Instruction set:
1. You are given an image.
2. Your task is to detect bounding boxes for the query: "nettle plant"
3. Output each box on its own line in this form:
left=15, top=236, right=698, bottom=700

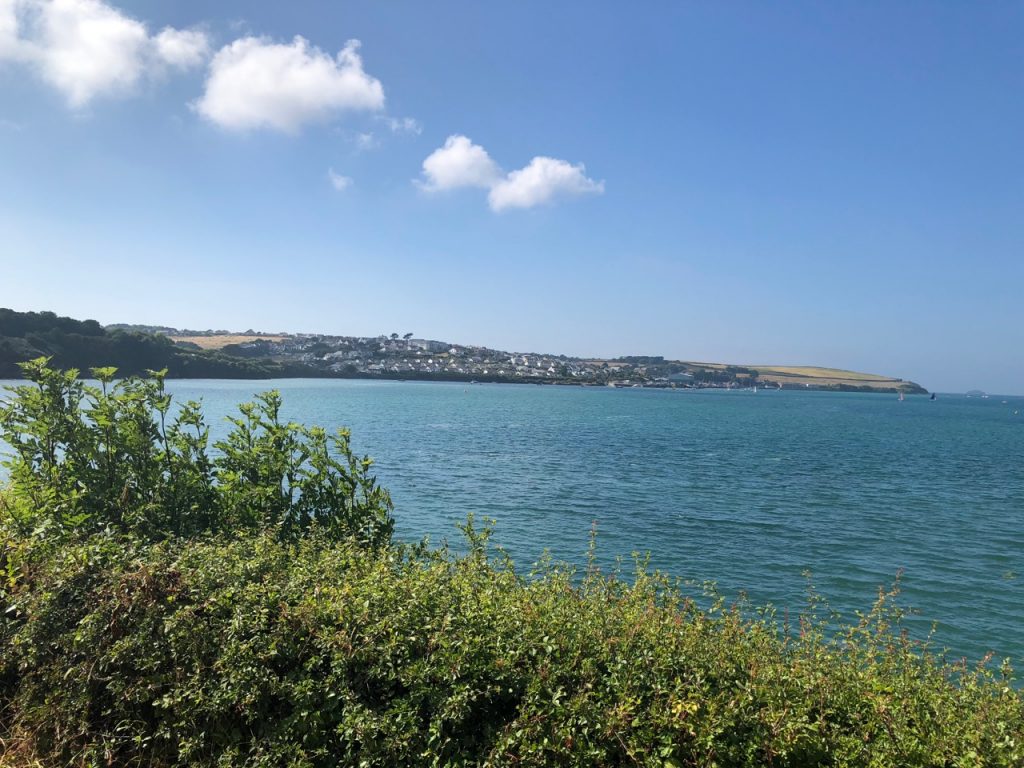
left=0, top=358, right=393, bottom=546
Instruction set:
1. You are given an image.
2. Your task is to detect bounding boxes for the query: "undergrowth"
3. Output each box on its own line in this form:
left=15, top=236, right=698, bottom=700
left=0, top=361, right=1021, bottom=767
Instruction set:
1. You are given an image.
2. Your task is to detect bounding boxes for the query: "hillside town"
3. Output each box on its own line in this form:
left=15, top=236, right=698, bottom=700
left=173, top=331, right=777, bottom=389
left=79, top=320, right=923, bottom=393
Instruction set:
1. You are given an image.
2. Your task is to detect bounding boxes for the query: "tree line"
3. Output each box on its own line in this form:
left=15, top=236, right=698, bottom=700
left=0, top=309, right=303, bottom=379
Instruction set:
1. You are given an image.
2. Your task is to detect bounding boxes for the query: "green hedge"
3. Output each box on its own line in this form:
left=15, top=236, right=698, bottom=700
left=3, top=529, right=1022, bottom=767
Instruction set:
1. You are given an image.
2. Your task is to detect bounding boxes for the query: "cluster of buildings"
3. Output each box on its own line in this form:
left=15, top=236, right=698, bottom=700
left=223, top=334, right=746, bottom=387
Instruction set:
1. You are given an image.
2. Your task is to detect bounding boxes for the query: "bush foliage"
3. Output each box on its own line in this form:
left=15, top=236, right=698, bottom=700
left=1, top=363, right=1022, bottom=767
left=0, top=358, right=393, bottom=546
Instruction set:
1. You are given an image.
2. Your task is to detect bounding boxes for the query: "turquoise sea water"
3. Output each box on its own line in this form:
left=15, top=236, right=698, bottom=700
left=4, top=379, right=1023, bottom=664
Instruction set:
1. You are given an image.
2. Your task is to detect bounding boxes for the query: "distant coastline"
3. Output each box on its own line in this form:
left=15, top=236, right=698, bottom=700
left=1, top=309, right=928, bottom=394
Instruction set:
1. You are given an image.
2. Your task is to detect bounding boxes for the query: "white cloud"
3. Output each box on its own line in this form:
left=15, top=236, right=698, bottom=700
left=153, top=26, right=208, bottom=69
left=419, top=134, right=502, bottom=191
left=0, top=0, right=209, bottom=106
left=488, top=156, right=604, bottom=212
left=32, top=0, right=149, bottom=106
left=328, top=168, right=352, bottom=191
left=419, top=134, right=603, bottom=211
left=0, top=0, right=28, bottom=61
left=195, top=36, right=384, bottom=133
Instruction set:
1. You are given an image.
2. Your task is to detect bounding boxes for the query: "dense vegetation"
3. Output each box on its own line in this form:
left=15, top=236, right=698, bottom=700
left=1, top=362, right=1020, bottom=767
left=0, top=309, right=305, bottom=379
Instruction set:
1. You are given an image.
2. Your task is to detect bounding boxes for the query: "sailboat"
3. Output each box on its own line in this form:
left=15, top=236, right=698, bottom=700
left=898, top=391, right=905, bottom=402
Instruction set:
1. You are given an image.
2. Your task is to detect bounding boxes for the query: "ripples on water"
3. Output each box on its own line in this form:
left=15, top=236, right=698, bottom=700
left=4, top=379, right=1023, bottom=664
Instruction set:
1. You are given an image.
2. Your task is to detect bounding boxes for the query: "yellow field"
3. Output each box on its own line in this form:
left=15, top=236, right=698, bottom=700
left=751, top=367, right=906, bottom=390
left=751, top=366, right=893, bottom=382
left=169, top=335, right=288, bottom=350
left=755, top=374, right=903, bottom=389
left=683, top=362, right=908, bottom=390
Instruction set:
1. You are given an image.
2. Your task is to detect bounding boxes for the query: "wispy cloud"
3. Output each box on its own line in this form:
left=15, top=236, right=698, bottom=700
left=327, top=168, right=353, bottom=191
left=153, top=27, right=209, bottom=70
left=383, top=115, right=421, bottom=135
left=354, top=131, right=378, bottom=151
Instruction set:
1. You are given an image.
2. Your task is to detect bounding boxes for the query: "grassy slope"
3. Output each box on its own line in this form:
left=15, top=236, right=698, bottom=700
left=694, top=362, right=919, bottom=391
left=169, top=334, right=289, bottom=350
left=750, top=366, right=893, bottom=381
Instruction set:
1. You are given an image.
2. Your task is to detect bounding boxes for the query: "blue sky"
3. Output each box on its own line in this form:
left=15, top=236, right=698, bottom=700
left=1, top=1, right=1021, bottom=393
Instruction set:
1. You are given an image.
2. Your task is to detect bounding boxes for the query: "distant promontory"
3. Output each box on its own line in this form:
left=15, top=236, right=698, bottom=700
left=1, top=309, right=927, bottom=394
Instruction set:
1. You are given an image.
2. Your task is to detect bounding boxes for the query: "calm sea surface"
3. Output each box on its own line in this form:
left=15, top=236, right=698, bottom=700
left=4, top=379, right=1023, bottom=664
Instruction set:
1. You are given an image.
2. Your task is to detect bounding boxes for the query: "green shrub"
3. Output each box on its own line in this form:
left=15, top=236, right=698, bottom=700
left=0, top=358, right=393, bottom=547
left=2, top=529, right=1022, bottom=767
left=1, top=363, right=1022, bottom=767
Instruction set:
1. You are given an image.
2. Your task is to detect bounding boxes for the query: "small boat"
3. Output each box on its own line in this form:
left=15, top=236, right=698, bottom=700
left=898, top=391, right=905, bottom=402
left=930, top=393, right=936, bottom=401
